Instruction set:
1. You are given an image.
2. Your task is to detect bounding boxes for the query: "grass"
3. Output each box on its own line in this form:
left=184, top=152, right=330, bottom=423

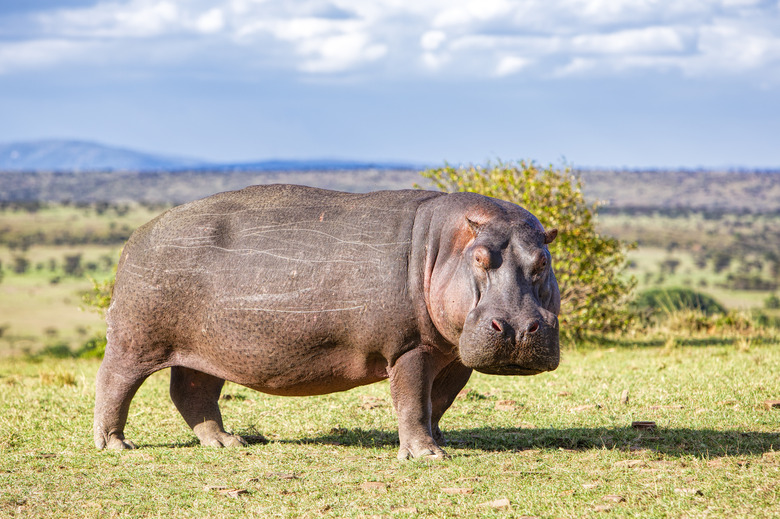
left=0, top=258, right=110, bottom=357
left=2, top=341, right=778, bottom=518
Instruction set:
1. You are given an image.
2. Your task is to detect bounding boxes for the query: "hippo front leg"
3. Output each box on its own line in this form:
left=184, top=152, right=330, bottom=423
left=430, top=362, right=472, bottom=445
left=388, top=347, right=449, bottom=460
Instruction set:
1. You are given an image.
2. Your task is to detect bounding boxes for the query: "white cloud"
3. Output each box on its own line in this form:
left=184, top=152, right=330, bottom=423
left=495, top=55, right=531, bottom=77
left=0, top=39, right=96, bottom=74
left=298, top=32, right=388, bottom=73
left=420, top=30, right=446, bottom=51
left=432, top=0, right=513, bottom=28
left=195, top=8, right=225, bottom=34
left=3, top=0, right=780, bottom=82
left=571, top=26, right=688, bottom=54
left=36, top=0, right=182, bottom=38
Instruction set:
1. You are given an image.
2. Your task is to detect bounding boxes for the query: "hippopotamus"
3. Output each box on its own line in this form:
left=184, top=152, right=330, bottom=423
left=94, top=184, right=560, bottom=459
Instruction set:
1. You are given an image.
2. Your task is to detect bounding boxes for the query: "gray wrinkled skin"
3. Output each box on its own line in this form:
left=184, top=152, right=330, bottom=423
left=94, top=184, right=560, bottom=459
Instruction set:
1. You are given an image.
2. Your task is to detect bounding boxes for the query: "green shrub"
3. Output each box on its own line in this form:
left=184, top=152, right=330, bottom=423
left=75, top=334, right=107, bottom=359
left=764, top=293, right=780, bottom=309
left=633, top=287, right=726, bottom=322
left=82, top=273, right=115, bottom=317
left=420, top=161, right=636, bottom=339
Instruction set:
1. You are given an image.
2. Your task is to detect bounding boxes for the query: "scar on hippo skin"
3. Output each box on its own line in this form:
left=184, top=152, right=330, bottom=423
left=93, top=185, right=560, bottom=459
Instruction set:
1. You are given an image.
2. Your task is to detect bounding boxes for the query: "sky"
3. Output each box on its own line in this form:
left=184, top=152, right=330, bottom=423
left=1, top=0, right=779, bottom=169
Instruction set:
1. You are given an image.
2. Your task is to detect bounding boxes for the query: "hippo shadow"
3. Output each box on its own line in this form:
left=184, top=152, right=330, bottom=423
left=288, top=426, right=780, bottom=458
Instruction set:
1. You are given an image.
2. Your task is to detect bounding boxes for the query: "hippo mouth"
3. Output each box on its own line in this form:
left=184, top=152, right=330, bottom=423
left=474, top=364, right=545, bottom=376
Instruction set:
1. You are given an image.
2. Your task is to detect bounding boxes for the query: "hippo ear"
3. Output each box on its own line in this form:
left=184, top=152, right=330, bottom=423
left=544, top=228, right=558, bottom=244
left=466, top=217, right=482, bottom=236
left=465, top=211, right=491, bottom=236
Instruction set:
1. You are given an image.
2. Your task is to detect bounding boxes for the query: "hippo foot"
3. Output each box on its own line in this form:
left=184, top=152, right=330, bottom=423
left=199, top=432, right=248, bottom=448
left=397, top=440, right=449, bottom=460
left=96, top=433, right=137, bottom=450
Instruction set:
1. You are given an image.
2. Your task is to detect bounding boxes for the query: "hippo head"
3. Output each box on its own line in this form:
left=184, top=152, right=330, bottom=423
left=425, top=193, right=560, bottom=375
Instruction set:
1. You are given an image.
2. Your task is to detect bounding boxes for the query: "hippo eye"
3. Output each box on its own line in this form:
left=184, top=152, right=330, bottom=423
left=473, top=246, right=491, bottom=270
left=532, top=252, right=548, bottom=277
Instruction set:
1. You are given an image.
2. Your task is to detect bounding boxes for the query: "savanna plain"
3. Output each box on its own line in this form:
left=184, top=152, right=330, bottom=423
left=1, top=169, right=779, bottom=518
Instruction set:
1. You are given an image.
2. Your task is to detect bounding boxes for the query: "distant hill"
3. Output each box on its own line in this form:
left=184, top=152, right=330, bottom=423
left=2, top=140, right=779, bottom=211
left=0, top=139, right=207, bottom=172
left=0, top=139, right=419, bottom=173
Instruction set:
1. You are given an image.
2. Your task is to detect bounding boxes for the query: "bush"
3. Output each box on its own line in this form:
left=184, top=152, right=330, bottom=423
left=633, top=287, right=726, bottom=322
left=420, top=161, right=636, bottom=338
left=13, top=256, right=30, bottom=274
left=765, top=293, right=780, bottom=309
left=82, top=274, right=115, bottom=317
left=719, top=274, right=777, bottom=291
left=63, top=253, right=84, bottom=277
left=75, top=334, right=107, bottom=359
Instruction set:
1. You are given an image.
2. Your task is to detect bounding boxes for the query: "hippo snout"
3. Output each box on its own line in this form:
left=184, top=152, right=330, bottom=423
left=458, top=311, right=560, bottom=376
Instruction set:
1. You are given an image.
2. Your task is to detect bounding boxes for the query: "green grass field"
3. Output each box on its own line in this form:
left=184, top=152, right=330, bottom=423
left=2, top=195, right=780, bottom=517
left=0, top=245, right=116, bottom=357
left=2, top=342, right=778, bottom=518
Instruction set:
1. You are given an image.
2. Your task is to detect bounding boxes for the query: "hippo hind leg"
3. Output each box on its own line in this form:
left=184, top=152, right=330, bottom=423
left=169, top=366, right=247, bottom=448
left=94, top=352, right=151, bottom=450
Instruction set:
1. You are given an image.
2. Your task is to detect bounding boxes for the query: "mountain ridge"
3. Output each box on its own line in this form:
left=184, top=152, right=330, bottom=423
left=0, top=139, right=421, bottom=172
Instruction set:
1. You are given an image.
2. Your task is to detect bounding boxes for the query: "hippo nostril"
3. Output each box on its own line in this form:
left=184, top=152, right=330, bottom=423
left=527, top=321, right=540, bottom=334
left=491, top=319, right=503, bottom=333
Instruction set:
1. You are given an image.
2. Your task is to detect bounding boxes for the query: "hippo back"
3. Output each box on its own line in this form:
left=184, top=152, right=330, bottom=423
left=109, top=185, right=443, bottom=387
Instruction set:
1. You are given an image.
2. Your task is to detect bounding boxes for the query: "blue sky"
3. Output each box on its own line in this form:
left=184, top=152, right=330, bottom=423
left=1, top=0, right=779, bottom=168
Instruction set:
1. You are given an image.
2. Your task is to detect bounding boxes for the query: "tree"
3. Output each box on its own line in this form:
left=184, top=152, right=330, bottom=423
left=63, top=253, right=84, bottom=277
left=13, top=256, right=30, bottom=274
left=420, top=161, right=636, bottom=339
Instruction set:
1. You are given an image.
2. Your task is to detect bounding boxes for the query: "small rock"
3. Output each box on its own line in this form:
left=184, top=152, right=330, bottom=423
left=477, top=498, right=511, bottom=510
left=204, top=486, right=248, bottom=498
left=495, top=400, right=517, bottom=411
left=441, top=487, right=473, bottom=494
left=614, top=459, right=646, bottom=468
left=558, top=391, right=572, bottom=397
left=360, top=396, right=385, bottom=410
left=360, top=482, right=387, bottom=492
left=571, top=404, right=601, bottom=412
left=620, top=389, right=630, bottom=405
left=764, top=399, right=780, bottom=409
